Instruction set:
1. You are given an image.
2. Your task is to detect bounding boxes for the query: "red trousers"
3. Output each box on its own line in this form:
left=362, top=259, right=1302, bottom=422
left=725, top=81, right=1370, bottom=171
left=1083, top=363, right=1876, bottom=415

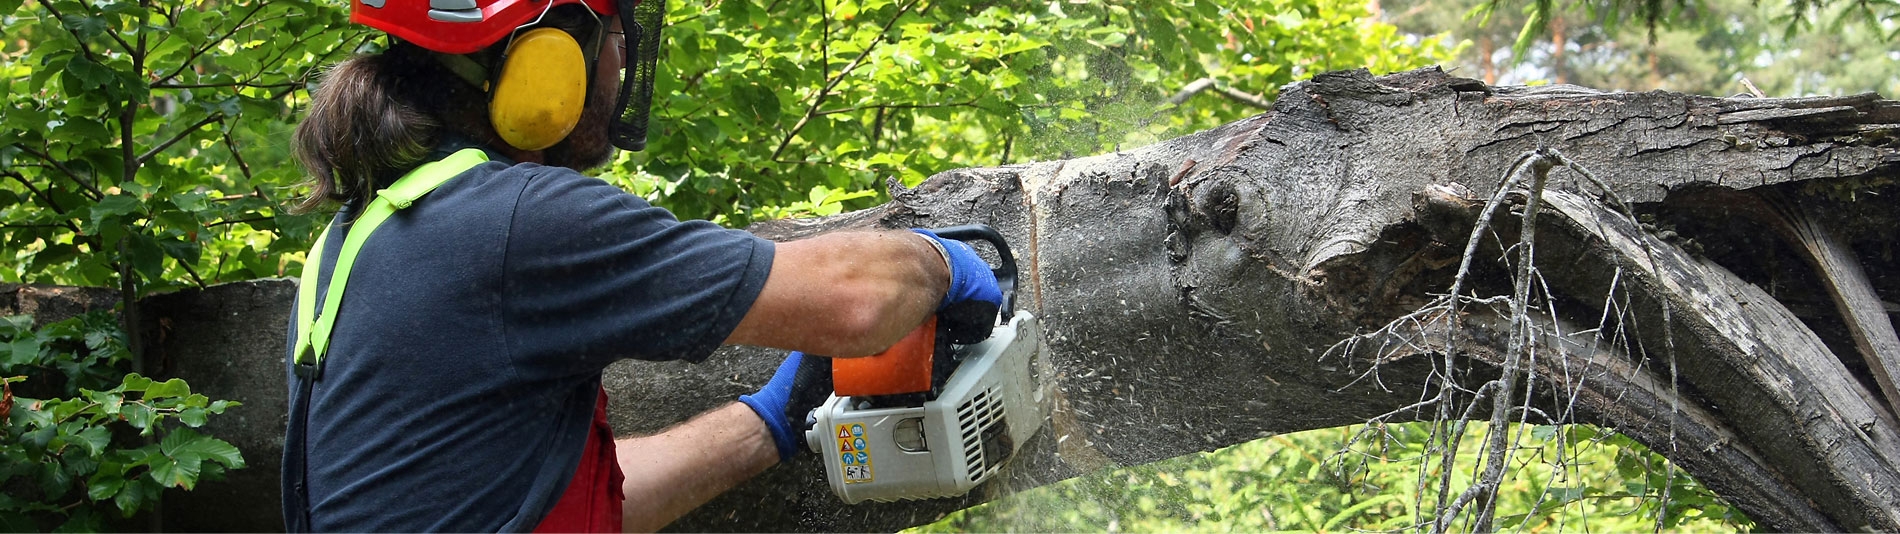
left=533, top=389, right=624, bottom=533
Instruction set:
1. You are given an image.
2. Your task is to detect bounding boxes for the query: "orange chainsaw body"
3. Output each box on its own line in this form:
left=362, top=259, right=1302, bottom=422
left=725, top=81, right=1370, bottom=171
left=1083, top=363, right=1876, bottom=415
left=832, top=317, right=937, bottom=396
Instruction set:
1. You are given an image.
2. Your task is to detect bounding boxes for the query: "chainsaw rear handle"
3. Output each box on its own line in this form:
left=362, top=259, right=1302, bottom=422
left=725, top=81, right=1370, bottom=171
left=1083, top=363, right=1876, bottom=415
left=925, top=224, right=1018, bottom=317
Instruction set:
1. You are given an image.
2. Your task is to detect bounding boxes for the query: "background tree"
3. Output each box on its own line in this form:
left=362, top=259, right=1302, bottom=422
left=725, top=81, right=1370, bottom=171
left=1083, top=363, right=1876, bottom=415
left=609, top=0, right=1457, bottom=226
left=1, top=0, right=358, bottom=323
left=1382, top=0, right=1900, bottom=96
left=2, top=0, right=346, bottom=527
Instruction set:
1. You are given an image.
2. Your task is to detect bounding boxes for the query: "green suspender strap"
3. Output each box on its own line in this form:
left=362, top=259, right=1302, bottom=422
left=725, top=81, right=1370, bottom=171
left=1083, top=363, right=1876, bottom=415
left=291, top=148, right=490, bottom=380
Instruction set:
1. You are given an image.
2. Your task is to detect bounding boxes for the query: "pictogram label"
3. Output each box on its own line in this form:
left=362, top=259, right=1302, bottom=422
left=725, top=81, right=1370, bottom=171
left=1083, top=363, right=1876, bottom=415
left=834, top=423, right=874, bottom=483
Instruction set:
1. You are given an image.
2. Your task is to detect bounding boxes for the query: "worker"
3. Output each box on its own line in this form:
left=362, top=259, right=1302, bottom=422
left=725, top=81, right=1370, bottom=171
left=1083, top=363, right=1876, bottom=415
left=279, top=0, right=1002, bottom=531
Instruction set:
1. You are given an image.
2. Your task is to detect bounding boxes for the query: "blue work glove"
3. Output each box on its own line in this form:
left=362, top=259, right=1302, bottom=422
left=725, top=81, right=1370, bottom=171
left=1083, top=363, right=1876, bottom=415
left=739, top=351, right=832, bottom=462
left=912, top=228, right=1005, bottom=344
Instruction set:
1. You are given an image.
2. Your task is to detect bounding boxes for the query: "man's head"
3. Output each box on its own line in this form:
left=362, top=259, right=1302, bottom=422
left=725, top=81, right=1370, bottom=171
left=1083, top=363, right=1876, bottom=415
left=291, top=0, right=662, bottom=211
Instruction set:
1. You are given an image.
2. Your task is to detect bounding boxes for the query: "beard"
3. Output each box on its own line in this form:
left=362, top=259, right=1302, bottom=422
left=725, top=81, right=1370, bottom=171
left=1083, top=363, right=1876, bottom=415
left=544, top=69, right=619, bottom=172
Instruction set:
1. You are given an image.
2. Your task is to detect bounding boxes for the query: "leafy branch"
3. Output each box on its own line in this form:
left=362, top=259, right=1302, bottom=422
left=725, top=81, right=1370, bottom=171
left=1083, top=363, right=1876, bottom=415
left=769, top=0, right=923, bottom=161
left=1, top=314, right=244, bottom=530
left=14, top=145, right=105, bottom=201
left=150, top=2, right=268, bottom=88
left=137, top=113, right=225, bottom=166
left=34, top=0, right=107, bottom=65
left=2, top=170, right=82, bottom=231
left=815, top=97, right=986, bottom=116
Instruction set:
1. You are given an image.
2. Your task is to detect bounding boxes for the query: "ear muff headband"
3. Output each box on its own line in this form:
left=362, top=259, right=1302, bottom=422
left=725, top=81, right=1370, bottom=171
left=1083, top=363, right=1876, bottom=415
left=490, top=27, right=588, bottom=151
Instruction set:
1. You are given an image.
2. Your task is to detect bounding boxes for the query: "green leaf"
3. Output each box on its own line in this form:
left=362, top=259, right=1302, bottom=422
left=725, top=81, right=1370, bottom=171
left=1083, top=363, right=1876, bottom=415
left=84, top=329, right=109, bottom=350
left=170, top=191, right=209, bottom=213
left=143, top=377, right=190, bottom=399
left=161, top=427, right=245, bottom=469
left=148, top=429, right=243, bottom=490
left=158, top=236, right=202, bottom=267
left=22, top=425, right=57, bottom=450
left=89, top=194, right=142, bottom=229
left=64, top=56, right=114, bottom=89
left=69, top=425, right=110, bottom=456
left=177, top=407, right=206, bottom=427
left=38, top=459, right=73, bottom=499
left=49, top=116, right=112, bottom=144
left=1530, top=425, right=1558, bottom=440
left=0, top=315, right=32, bottom=337
left=127, top=233, right=166, bottom=282
left=207, top=399, right=239, bottom=413
left=120, top=373, right=153, bottom=392
left=147, top=454, right=199, bottom=489
left=82, top=387, right=118, bottom=408
left=733, top=83, right=782, bottom=125
left=112, top=479, right=145, bottom=515
left=59, top=11, right=109, bottom=41
left=6, top=335, right=40, bottom=367
left=120, top=402, right=154, bottom=431
left=86, top=469, right=125, bottom=501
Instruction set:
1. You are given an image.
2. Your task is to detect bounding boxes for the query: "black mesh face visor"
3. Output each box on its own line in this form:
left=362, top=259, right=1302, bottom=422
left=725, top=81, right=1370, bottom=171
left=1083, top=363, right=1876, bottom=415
left=610, top=0, right=664, bottom=152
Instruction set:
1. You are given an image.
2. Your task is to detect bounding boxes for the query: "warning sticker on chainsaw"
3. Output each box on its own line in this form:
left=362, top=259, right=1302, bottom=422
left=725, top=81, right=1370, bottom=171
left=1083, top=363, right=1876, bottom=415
left=835, top=423, right=873, bottom=483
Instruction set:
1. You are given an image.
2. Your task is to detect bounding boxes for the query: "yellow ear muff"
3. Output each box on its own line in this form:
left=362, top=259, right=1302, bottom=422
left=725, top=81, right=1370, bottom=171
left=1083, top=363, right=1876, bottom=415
left=490, top=27, right=588, bottom=151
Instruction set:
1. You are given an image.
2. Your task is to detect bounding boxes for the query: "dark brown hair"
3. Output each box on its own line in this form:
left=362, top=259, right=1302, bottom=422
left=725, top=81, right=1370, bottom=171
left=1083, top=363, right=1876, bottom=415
left=290, top=43, right=488, bottom=213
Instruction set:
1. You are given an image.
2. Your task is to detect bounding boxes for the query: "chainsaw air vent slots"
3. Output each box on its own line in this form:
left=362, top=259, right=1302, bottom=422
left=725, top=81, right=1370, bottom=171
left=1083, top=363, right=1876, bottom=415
left=956, top=386, right=1005, bottom=479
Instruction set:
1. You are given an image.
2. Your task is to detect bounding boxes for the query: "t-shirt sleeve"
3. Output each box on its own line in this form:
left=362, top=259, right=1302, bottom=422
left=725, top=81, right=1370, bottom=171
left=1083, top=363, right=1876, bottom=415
left=502, top=167, right=773, bottom=373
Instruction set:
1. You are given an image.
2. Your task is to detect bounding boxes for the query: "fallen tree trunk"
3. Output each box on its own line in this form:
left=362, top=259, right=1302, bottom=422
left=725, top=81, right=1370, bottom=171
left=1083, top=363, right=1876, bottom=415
left=24, top=66, right=1893, bottom=531
left=632, top=67, right=1900, bottom=532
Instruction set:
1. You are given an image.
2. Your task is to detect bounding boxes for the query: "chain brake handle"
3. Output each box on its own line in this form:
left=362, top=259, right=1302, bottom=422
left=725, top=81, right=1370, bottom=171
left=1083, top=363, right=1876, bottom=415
left=926, top=224, right=1018, bottom=319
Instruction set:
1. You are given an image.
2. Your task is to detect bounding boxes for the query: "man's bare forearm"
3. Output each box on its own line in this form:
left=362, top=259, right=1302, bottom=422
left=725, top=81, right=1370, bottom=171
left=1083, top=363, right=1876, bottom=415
left=725, top=230, right=949, bottom=356
left=617, top=402, right=778, bottom=533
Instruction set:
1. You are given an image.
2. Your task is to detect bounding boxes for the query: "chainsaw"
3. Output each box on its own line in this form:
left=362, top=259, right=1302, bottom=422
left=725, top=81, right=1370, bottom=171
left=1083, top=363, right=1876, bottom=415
left=802, top=224, right=1047, bottom=504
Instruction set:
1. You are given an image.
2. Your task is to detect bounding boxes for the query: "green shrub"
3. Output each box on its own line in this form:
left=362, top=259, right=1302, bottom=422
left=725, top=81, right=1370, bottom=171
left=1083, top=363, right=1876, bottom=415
left=1, top=312, right=242, bottom=532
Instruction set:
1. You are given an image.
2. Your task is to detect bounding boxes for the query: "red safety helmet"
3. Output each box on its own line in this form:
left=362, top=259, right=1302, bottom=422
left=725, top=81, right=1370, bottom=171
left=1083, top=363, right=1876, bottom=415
left=349, top=0, right=664, bottom=151
left=351, top=0, right=619, bottom=55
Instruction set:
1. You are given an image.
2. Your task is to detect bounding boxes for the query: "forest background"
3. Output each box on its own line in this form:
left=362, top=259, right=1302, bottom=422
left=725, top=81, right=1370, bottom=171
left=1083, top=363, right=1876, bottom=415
left=0, top=0, right=1894, bottom=530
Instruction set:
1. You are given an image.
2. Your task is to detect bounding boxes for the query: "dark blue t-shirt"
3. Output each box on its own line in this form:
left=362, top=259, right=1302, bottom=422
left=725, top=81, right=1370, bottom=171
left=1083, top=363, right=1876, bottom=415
left=281, top=156, right=773, bottom=532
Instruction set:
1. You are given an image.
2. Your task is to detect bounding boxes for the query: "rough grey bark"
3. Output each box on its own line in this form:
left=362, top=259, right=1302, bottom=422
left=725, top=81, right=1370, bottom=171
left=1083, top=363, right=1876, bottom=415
left=11, top=66, right=1898, bottom=532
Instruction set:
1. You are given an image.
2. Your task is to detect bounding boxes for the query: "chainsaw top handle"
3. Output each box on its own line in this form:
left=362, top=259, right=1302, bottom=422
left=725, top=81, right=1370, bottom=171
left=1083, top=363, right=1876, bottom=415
left=925, top=224, right=1018, bottom=318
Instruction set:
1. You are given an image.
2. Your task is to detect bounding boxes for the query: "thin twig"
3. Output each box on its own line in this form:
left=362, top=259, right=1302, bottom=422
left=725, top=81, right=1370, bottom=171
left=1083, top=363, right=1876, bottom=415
left=166, top=246, right=209, bottom=288
left=204, top=217, right=271, bottom=228
left=152, top=2, right=269, bottom=87
left=1445, top=148, right=1556, bottom=533
left=769, top=0, right=922, bottom=161
left=153, top=81, right=305, bottom=90
left=4, top=170, right=68, bottom=216
left=35, top=1, right=104, bottom=65
left=138, top=113, right=225, bottom=165
left=1163, top=77, right=1274, bottom=109
left=1433, top=149, right=1544, bottom=527
left=221, top=123, right=255, bottom=182
left=815, top=98, right=983, bottom=116
left=145, top=3, right=181, bottom=57
left=16, top=145, right=106, bottom=200
left=818, top=0, right=830, bottom=84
